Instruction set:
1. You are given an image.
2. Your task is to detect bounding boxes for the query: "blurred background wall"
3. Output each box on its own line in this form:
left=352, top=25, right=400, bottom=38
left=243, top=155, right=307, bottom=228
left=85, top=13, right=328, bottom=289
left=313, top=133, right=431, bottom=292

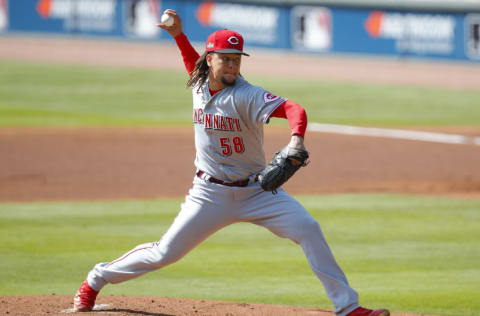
left=1, top=0, right=479, bottom=62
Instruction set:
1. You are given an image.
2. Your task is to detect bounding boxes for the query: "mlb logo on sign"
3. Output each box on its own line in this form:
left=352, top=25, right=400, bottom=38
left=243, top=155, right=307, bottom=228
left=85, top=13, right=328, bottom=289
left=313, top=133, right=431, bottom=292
left=291, top=6, right=332, bottom=52
left=124, top=0, right=160, bottom=38
left=0, top=0, right=7, bottom=32
left=466, top=14, right=480, bottom=59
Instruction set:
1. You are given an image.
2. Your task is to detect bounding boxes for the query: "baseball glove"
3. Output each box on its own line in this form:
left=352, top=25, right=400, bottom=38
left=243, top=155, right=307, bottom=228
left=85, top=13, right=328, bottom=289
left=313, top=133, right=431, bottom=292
left=258, top=146, right=309, bottom=194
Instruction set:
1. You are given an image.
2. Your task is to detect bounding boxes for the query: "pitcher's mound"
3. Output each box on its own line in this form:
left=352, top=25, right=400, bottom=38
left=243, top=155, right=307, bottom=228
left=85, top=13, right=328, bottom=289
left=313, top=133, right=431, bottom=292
left=1, top=295, right=429, bottom=316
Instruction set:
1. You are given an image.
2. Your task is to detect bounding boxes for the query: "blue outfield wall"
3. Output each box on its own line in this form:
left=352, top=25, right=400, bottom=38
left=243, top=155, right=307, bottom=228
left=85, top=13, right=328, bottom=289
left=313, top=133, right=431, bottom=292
left=1, top=0, right=479, bottom=62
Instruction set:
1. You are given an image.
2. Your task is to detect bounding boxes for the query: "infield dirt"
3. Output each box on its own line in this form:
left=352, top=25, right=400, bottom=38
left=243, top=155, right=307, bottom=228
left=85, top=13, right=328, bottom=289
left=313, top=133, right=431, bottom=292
left=1, top=126, right=480, bottom=202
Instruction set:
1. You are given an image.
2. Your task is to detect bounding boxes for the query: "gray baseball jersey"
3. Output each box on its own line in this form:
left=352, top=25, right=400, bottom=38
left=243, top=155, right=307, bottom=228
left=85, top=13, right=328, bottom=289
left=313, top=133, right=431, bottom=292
left=192, top=76, right=285, bottom=182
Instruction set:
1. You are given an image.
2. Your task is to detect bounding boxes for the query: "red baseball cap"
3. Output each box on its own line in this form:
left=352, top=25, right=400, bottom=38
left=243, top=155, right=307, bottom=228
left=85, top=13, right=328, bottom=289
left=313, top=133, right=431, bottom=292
left=205, top=29, right=249, bottom=56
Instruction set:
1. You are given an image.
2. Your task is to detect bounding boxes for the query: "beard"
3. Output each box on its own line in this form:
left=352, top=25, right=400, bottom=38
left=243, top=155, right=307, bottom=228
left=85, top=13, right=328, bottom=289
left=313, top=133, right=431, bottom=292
left=221, top=76, right=236, bottom=87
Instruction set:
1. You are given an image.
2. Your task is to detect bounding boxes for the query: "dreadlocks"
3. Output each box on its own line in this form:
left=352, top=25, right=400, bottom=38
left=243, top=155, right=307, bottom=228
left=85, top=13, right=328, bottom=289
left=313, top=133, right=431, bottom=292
left=186, top=52, right=209, bottom=90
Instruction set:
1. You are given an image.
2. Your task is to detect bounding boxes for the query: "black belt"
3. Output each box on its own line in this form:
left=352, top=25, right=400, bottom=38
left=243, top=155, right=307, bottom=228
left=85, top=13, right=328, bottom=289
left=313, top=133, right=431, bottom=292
left=196, top=171, right=257, bottom=187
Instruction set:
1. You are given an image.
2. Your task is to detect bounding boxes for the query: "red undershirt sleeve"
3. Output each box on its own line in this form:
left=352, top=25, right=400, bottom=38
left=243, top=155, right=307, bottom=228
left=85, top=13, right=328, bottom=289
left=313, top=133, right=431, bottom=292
left=174, top=32, right=200, bottom=77
left=270, top=100, right=308, bottom=138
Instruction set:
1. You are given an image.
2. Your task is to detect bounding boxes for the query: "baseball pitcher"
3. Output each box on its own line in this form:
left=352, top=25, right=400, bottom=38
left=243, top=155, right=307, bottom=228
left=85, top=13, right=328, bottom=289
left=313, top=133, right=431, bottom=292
left=73, top=9, right=389, bottom=316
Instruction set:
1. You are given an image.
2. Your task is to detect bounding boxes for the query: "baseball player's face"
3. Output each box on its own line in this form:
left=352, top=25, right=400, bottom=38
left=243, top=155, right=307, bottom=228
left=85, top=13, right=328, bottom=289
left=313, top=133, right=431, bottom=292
left=207, top=53, right=242, bottom=88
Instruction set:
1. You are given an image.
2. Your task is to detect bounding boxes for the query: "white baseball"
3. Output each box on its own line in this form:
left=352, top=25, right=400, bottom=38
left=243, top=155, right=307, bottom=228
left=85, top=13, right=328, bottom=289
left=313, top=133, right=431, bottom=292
left=161, top=13, right=174, bottom=27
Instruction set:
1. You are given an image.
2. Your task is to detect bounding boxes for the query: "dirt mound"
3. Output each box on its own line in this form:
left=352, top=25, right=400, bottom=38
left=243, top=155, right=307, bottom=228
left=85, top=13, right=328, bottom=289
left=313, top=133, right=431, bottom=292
left=1, top=295, right=429, bottom=316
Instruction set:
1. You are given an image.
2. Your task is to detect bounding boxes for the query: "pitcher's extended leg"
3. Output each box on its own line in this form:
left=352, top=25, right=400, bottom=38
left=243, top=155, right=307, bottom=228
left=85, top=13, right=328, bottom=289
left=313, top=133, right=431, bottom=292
left=243, top=189, right=359, bottom=316
left=87, top=183, right=235, bottom=291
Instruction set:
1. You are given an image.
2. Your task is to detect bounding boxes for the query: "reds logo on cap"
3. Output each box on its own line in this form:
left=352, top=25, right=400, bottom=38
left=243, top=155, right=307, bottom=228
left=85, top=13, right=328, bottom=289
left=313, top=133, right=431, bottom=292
left=205, top=29, right=249, bottom=56
left=227, top=36, right=240, bottom=45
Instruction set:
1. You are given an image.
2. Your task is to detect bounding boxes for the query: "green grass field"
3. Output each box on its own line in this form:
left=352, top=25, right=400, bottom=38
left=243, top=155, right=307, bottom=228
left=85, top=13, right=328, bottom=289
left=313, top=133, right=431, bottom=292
left=1, top=60, right=479, bottom=127
left=0, top=195, right=479, bottom=316
left=1, top=60, right=480, bottom=316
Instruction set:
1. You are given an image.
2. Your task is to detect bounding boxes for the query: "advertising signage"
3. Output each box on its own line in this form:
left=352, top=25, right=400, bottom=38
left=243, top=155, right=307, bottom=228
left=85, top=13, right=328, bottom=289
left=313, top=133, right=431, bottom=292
left=3, top=0, right=479, bottom=62
left=8, top=0, right=122, bottom=35
left=160, top=0, right=288, bottom=49
left=290, top=6, right=468, bottom=61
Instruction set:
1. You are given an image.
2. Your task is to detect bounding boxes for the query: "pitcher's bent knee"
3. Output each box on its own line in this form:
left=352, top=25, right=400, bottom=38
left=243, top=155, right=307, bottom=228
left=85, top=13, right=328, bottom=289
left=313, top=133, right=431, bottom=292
left=283, top=216, right=323, bottom=244
left=296, top=217, right=323, bottom=242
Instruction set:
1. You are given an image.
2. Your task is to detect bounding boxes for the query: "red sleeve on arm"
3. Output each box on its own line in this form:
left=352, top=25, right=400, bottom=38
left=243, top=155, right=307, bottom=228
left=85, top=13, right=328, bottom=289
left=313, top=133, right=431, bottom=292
left=271, top=100, right=308, bottom=138
left=174, top=33, right=200, bottom=76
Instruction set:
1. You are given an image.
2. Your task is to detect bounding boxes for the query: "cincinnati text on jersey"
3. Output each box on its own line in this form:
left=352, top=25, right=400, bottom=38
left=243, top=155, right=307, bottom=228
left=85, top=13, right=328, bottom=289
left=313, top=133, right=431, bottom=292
left=193, top=108, right=242, bottom=131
